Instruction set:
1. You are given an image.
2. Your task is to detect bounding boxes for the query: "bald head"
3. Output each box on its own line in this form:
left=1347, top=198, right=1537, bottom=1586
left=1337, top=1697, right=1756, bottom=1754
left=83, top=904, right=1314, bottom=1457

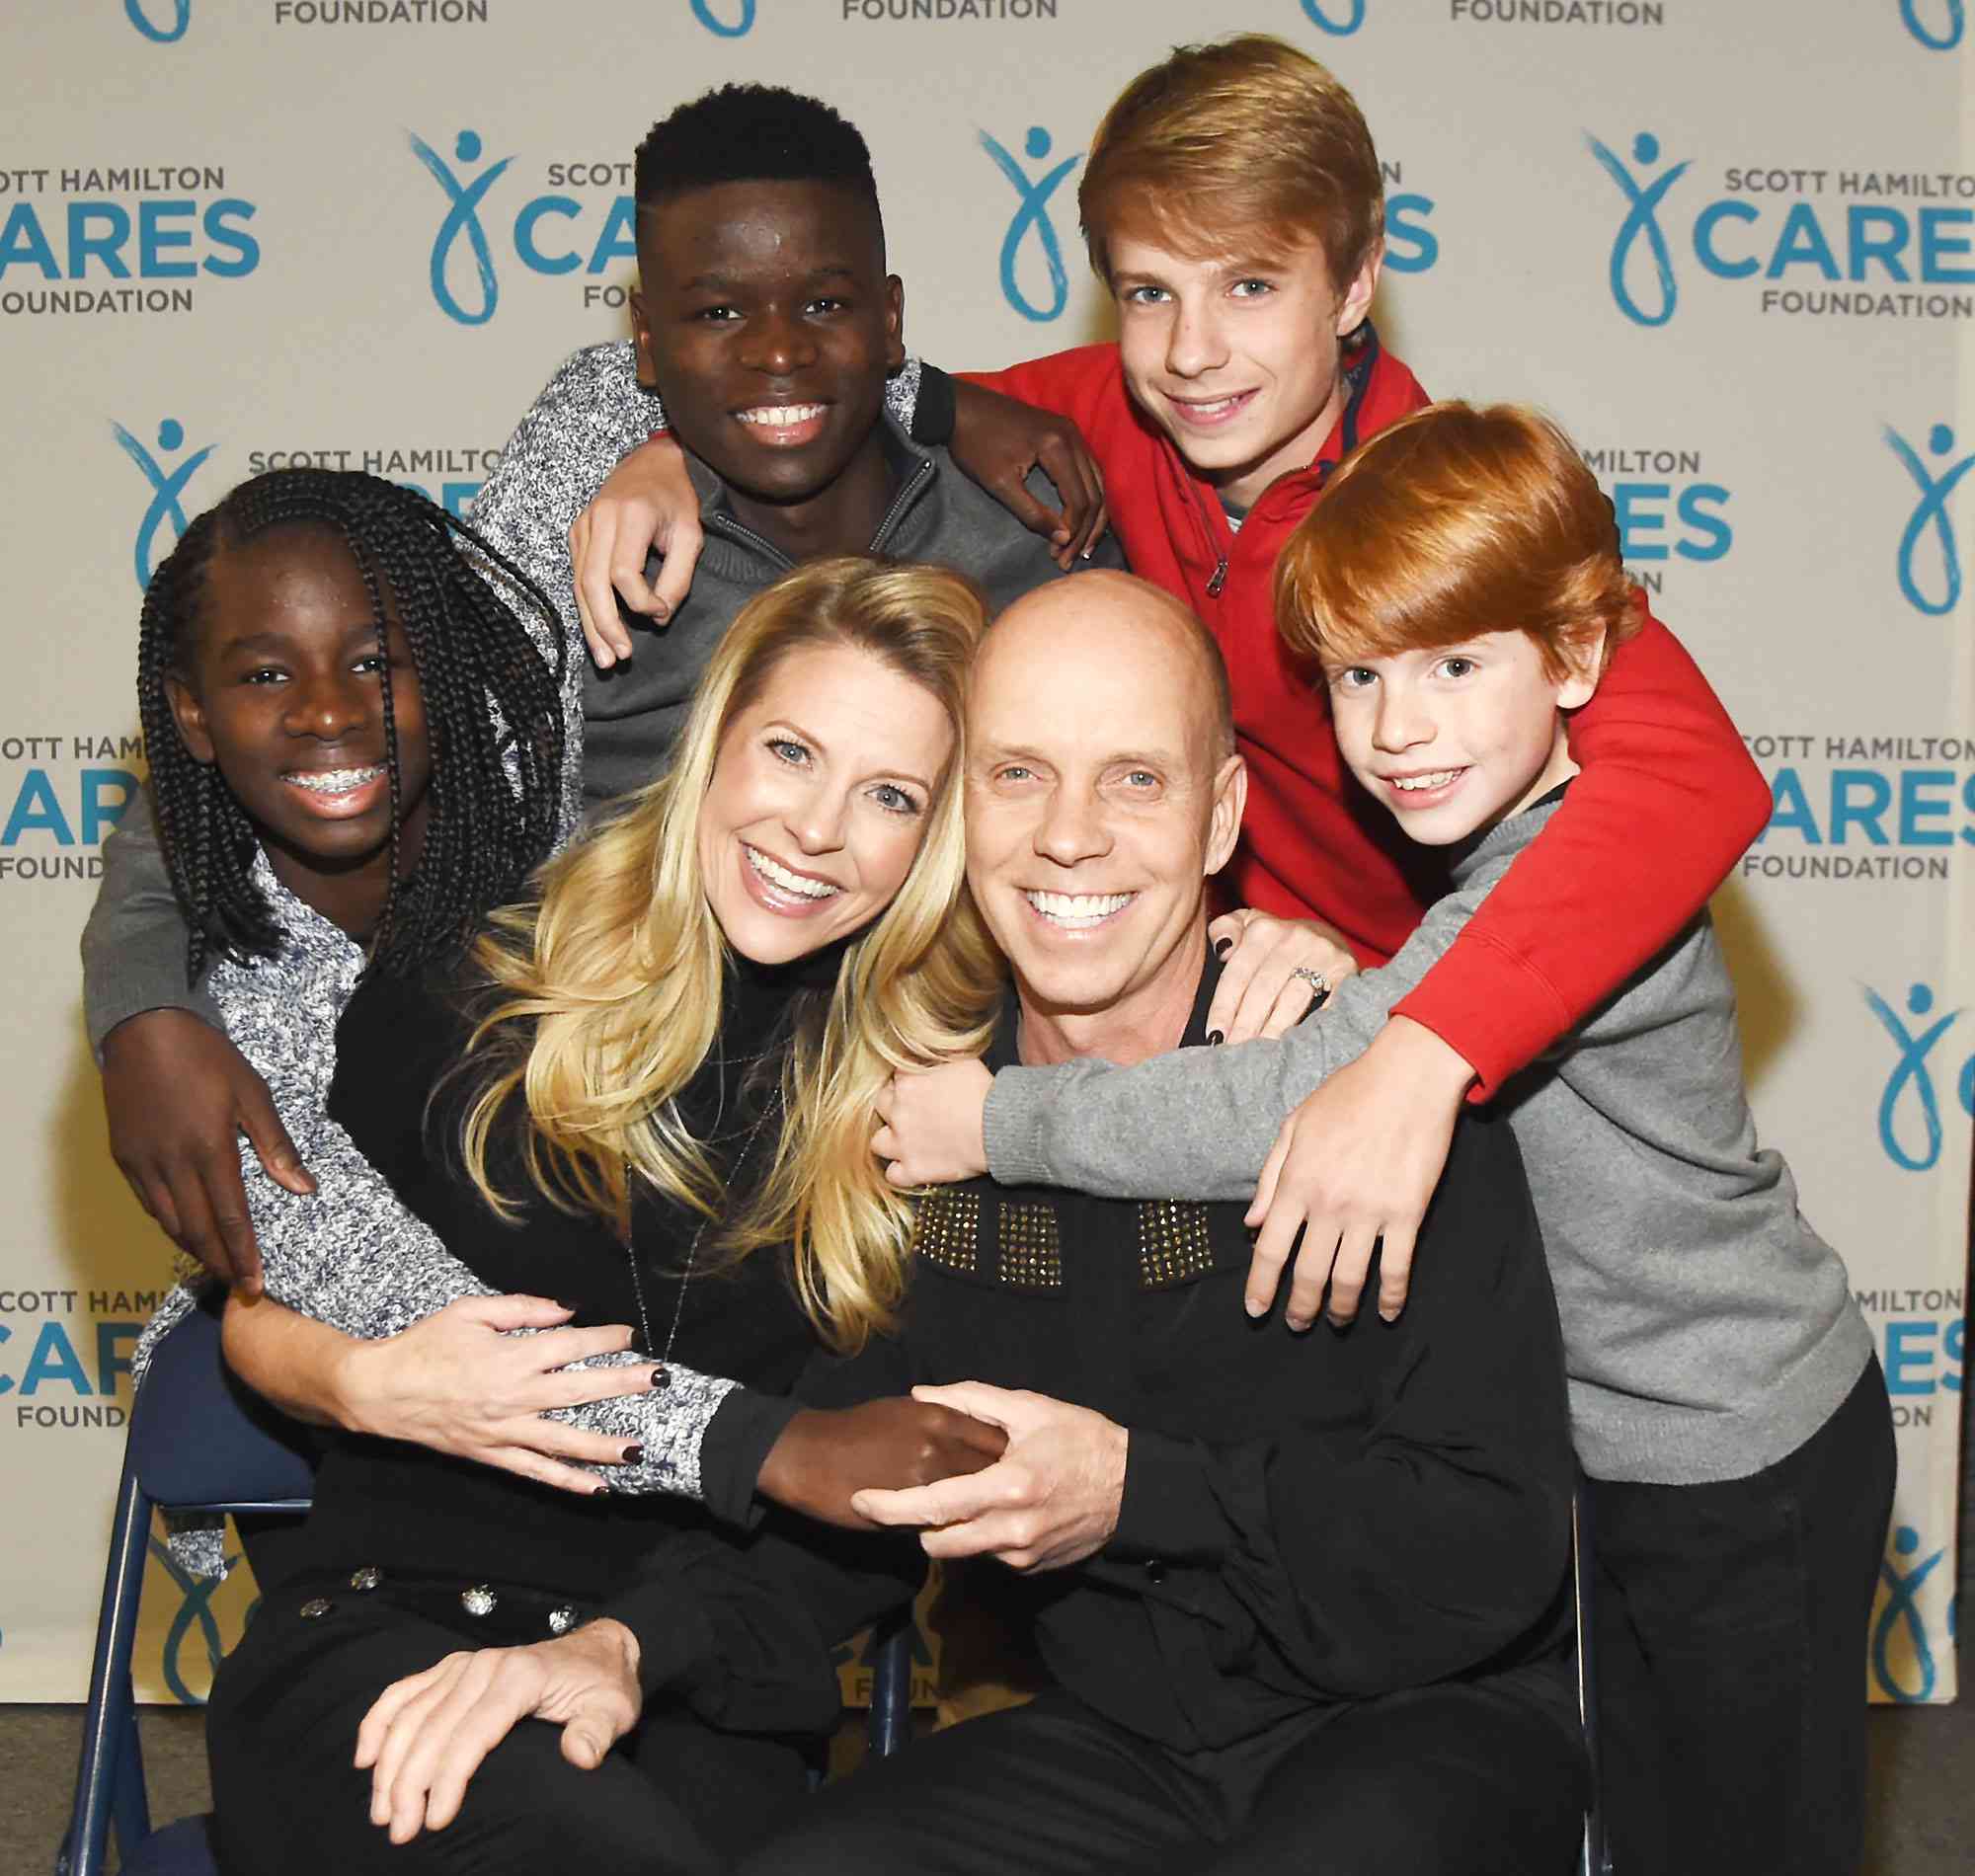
left=979, top=572, right=1235, bottom=769
left=965, top=571, right=1248, bottom=1061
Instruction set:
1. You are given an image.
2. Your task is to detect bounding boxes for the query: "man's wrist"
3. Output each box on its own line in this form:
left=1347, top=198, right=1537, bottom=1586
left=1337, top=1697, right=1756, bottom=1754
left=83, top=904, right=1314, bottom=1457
left=575, top=1616, right=641, bottom=1681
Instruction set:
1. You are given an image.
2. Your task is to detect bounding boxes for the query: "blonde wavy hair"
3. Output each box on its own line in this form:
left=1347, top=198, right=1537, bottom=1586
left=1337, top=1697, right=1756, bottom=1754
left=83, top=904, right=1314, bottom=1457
left=460, top=556, right=1001, bottom=1351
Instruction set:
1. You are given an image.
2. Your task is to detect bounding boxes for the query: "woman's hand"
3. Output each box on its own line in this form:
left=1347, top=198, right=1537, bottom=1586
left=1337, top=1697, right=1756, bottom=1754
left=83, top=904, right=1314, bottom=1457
left=1206, top=909, right=1360, bottom=1045
left=101, top=1008, right=315, bottom=1295
left=568, top=436, right=703, bottom=667
left=756, top=1397, right=1007, bottom=1528
left=873, top=1059, right=993, bottom=1187
left=949, top=378, right=1108, bottom=568
left=332, top=1295, right=662, bottom=1491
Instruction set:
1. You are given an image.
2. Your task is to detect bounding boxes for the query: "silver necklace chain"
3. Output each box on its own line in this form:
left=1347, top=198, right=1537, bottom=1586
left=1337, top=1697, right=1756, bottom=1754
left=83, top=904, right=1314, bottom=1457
left=624, top=1081, right=782, bottom=1385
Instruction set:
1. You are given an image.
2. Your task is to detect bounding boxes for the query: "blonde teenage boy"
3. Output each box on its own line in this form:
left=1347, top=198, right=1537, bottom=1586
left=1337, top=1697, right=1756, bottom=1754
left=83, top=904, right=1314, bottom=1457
left=883, top=404, right=1893, bottom=1876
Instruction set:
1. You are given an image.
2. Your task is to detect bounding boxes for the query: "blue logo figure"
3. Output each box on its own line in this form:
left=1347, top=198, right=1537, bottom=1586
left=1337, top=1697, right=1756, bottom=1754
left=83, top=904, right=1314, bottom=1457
left=1885, top=423, right=1974, bottom=616
left=410, top=128, right=514, bottom=327
left=1864, top=982, right=1973, bottom=1172
left=1587, top=131, right=1690, bottom=329
left=691, top=0, right=755, bottom=33
left=1301, top=0, right=1367, bottom=32
left=1873, top=1525, right=1947, bottom=1702
left=980, top=127, right=1081, bottom=324
left=1901, top=0, right=1965, bottom=49
left=114, top=418, right=214, bottom=591
left=126, top=0, right=191, bottom=41
left=147, top=1534, right=235, bottom=1705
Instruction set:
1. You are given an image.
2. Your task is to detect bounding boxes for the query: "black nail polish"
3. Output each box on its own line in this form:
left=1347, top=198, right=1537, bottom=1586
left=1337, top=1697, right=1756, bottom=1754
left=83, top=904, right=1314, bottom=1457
left=1214, top=936, right=1232, bottom=958
left=650, top=1367, right=670, bottom=1391
left=1207, top=1030, right=1224, bottom=1047
left=622, top=1444, right=644, bottom=1464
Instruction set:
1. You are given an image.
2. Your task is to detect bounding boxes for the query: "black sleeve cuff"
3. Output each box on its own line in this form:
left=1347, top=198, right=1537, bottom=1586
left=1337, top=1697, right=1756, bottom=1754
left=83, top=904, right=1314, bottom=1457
left=1106, top=1429, right=1232, bottom=1565
left=699, top=1386, right=804, bottom=1529
left=908, top=363, right=958, bottom=446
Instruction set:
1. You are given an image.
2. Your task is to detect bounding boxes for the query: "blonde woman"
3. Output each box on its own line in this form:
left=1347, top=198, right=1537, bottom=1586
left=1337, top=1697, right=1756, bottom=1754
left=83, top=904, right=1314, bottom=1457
left=202, top=557, right=1003, bottom=1876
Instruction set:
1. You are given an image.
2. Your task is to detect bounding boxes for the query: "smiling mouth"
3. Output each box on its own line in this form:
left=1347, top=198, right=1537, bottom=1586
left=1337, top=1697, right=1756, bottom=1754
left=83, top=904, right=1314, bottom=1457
left=1388, top=769, right=1464, bottom=794
left=1165, top=389, right=1257, bottom=426
left=745, top=842, right=841, bottom=901
left=1023, top=889, right=1135, bottom=930
left=735, top=402, right=829, bottom=440
left=283, top=765, right=384, bottom=797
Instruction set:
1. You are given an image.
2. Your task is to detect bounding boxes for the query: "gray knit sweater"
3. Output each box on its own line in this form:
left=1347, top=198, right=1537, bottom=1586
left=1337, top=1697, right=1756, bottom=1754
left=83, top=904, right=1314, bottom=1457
left=983, top=797, right=1871, bottom=1486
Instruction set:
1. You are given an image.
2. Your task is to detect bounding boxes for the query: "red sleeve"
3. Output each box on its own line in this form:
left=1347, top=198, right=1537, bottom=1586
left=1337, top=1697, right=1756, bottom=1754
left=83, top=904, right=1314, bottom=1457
left=956, top=344, right=1118, bottom=435
left=1390, top=605, right=1770, bottom=1099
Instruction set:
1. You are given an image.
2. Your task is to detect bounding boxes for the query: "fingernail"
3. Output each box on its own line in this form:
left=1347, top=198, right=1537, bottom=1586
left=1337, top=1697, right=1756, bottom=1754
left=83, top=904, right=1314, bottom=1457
left=622, top=1444, right=644, bottom=1464
left=1081, top=543, right=1095, bottom=560
left=1207, top=1029, right=1224, bottom=1047
left=1244, top=1296, right=1265, bottom=1319
left=1213, top=937, right=1232, bottom=958
left=592, top=1482, right=609, bottom=1497
left=650, top=1367, right=670, bottom=1391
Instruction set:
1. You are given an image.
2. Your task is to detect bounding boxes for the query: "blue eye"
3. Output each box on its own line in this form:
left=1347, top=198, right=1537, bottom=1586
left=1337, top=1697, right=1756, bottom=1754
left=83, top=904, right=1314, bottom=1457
left=870, top=783, right=922, bottom=817
left=767, top=738, right=811, bottom=766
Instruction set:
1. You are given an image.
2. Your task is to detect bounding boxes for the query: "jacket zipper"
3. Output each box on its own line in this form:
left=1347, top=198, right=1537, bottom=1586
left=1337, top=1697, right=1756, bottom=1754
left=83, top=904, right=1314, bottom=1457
left=706, top=457, right=935, bottom=568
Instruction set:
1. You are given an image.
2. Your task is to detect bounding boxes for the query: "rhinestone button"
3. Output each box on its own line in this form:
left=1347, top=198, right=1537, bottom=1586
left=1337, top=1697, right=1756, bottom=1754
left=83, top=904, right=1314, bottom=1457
left=298, top=1598, right=334, bottom=1620
left=460, top=1584, right=498, bottom=1617
left=350, top=1566, right=382, bottom=1593
left=547, top=1605, right=577, bottom=1636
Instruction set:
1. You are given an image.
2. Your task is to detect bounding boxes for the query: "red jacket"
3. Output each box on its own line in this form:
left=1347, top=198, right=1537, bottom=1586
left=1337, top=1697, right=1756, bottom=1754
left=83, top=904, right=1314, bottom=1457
left=965, top=336, right=1772, bottom=1099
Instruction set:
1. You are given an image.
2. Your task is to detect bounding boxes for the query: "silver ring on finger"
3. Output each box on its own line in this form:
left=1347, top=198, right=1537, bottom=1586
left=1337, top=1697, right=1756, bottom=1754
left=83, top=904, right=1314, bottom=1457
left=1289, top=966, right=1330, bottom=1007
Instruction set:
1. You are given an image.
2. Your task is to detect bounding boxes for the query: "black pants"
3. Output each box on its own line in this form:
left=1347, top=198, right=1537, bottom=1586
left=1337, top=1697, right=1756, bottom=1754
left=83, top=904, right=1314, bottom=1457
left=206, top=1581, right=814, bottom=1876
left=738, top=1679, right=1587, bottom=1876
left=1587, top=1355, right=1897, bottom=1876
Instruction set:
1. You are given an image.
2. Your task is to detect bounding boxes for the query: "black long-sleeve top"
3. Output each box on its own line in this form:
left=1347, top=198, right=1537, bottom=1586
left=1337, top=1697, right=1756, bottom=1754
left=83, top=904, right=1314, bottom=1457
left=274, top=955, right=920, bottom=1738
left=605, top=953, right=1581, bottom=1754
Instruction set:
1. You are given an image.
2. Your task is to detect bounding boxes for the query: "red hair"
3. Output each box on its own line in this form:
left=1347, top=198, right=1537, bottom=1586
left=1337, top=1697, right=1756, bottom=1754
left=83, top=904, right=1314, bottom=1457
left=1274, top=402, right=1641, bottom=681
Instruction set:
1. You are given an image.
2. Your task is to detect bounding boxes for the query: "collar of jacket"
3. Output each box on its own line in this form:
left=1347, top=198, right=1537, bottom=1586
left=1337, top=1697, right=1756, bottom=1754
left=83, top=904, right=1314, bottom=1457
left=677, top=414, right=939, bottom=575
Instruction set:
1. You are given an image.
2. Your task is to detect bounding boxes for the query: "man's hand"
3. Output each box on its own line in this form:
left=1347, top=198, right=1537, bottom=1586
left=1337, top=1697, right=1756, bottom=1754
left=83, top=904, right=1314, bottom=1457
left=323, top=1294, right=658, bottom=1491
left=568, top=436, right=702, bottom=667
left=949, top=379, right=1107, bottom=568
left=355, top=1619, right=641, bottom=1843
left=101, top=1008, right=314, bottom=1294
left=1206, top=909, right=1360, bottom=1045
left=756, top=1396, right=1007, bottom=1528
left=872, top=1060, right=992, bottom=1187
left=1243, top=1016, right=1475, bottom=1330
left=849, top=1382, right=1127, bottom=1572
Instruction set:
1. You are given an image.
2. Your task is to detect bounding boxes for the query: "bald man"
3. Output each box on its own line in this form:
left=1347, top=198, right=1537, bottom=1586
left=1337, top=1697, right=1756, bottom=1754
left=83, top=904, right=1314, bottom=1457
left=361, top=577, right=1590, bottom=1875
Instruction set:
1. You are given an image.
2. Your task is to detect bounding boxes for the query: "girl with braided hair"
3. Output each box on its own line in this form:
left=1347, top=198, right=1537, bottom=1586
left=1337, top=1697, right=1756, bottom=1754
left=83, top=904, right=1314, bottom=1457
left=139, top=467, right=570, bottom=987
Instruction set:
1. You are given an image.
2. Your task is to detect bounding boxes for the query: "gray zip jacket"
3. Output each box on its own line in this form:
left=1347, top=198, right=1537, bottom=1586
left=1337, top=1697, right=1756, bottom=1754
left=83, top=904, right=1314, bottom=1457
left=983, top=796, right=1871, bottom=1486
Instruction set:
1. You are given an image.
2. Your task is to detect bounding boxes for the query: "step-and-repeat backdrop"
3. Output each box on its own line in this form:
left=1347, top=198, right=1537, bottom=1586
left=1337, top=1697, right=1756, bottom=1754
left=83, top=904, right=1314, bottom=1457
left=2, top=1, right=1969, bottom=1708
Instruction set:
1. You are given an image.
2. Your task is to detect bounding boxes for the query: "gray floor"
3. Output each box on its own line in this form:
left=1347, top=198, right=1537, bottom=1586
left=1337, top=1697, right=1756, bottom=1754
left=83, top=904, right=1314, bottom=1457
left=9, top=1691, right=1975, bottom=1874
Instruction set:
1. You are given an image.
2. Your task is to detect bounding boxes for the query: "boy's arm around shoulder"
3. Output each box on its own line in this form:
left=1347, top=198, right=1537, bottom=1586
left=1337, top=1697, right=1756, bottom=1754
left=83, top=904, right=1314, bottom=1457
left=81, top=779, right=214, bottom=1052
left=983, top=867, right=1501, bottom=1200
left=1391, top=607, right=1770, bottom=1098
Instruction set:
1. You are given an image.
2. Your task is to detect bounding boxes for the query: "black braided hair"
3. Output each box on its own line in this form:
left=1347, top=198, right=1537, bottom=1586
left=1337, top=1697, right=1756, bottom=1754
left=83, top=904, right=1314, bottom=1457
left=137, top=468, right=567, bottom=985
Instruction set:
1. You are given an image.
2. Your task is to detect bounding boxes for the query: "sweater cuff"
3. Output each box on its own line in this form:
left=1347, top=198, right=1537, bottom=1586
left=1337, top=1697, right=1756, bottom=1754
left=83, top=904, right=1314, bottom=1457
left=1108, top=1429, right=1229, bottom=1564
left=907, top=361, right=955, bottom=445
left=698, top=1386, right=803, bottom=1529
left=89, top=983, right=224, bottom=1063
left=1390, top=931, right=1569, bottom=1103
left=983, top=1063, right=1075, bottom=1186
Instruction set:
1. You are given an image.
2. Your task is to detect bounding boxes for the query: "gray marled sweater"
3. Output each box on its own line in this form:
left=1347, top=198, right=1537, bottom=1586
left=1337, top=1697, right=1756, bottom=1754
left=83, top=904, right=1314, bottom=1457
left=984, top=797, right=1871, bottom=1487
